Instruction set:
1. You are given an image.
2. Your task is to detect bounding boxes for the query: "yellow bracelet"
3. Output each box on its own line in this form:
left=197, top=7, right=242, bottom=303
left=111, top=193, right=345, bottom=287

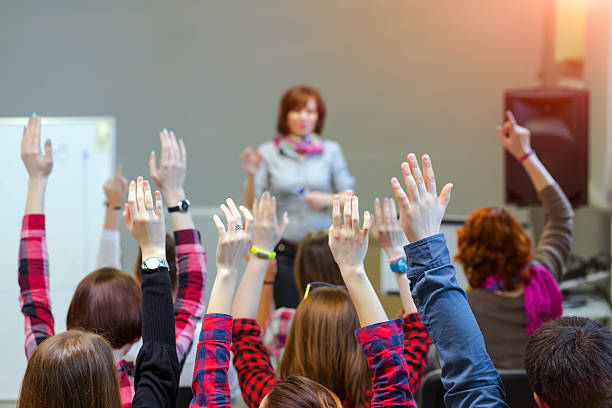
left=251, top=246, right=276, bottom=260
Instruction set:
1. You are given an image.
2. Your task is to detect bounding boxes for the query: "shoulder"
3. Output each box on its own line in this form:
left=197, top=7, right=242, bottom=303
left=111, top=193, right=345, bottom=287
left=258, top=141, right=276, bottom=155
left=322, top=139, right=342, bottom=151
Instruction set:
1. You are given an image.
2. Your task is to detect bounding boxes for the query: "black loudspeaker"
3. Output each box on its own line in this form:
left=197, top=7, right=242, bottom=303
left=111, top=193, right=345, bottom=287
left=504, top=88, right=589, bottom=207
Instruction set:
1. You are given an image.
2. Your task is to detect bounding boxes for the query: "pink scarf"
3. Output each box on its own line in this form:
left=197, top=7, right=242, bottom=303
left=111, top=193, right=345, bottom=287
left=481, top=263, right=562, bottom=336
left=274, top=133, right=323, bottom=156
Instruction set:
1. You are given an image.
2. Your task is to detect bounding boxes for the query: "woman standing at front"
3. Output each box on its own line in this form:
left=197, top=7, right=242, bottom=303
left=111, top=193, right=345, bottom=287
left=241, top=85, right=355, bottom=308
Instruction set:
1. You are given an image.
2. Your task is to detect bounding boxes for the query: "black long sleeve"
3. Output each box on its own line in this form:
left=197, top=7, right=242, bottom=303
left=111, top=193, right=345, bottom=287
left=132, top=266, right=179, bottom=408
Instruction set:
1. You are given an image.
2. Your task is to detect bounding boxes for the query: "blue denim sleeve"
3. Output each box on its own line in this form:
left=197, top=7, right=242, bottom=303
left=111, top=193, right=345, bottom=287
left=405, top=234, right=509, bottom=408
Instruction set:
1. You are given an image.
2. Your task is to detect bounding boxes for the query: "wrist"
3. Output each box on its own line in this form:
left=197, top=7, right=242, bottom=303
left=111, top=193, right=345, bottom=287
left=383, top=246, right=405, bottom=261
left=339, top=264, right=366, bottom=277
left=28, top=177, right=48, bottom=190
left=163, top=189, right=186, bottom=205
left=141, top=247, right=166, bottom=260
left=252, top=242, right=276, bottom=253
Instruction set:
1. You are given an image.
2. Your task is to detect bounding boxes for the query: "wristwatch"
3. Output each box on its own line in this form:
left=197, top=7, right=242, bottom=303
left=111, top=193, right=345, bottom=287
left=141, top=257, right=169, bottom=270
left=168, top=199, right=191, bottom=213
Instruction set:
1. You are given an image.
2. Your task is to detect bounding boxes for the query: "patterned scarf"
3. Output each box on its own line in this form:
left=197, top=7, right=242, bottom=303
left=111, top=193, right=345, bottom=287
left=477, top=263, right=562, bottom=336
left=274, top=133, right=323, bottom=158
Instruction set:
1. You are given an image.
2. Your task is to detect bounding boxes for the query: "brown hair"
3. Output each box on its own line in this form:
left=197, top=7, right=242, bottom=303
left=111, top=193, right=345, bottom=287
left=265, top=376, right=342, bottom=408
left=455, top=207, right=532, bottom=291
left=294, top=230, right=345, bottom=297
left=277, top=85, right=326, bottom=135
left=67, top=267, right=142, bottom=349
left=134, top=233, right=177, bottom=293
left=280, top=287, right=371, bottom=407
left=525, top=317, right=612, bottom=408
left=18, top=330, right=122, bottom=408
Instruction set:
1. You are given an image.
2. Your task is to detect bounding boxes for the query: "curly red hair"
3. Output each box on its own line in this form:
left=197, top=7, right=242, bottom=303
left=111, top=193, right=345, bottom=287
left=455, top=207, right=532, bottom=291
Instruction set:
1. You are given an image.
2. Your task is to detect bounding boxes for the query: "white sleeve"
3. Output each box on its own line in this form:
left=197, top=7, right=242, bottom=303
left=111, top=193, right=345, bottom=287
left=96, top=229, right=122, bottom=269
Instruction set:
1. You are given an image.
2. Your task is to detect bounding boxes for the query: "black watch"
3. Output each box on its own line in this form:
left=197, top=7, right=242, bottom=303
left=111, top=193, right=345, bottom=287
left=168, top=199, right=191, bottom=213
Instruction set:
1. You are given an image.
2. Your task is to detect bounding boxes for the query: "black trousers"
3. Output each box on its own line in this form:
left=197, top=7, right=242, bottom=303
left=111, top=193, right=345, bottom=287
left=273, top=241, right=300, bottom=309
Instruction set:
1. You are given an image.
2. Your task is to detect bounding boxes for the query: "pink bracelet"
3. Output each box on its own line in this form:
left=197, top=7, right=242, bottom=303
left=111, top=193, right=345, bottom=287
left=517, top=149, right=534, bottom=163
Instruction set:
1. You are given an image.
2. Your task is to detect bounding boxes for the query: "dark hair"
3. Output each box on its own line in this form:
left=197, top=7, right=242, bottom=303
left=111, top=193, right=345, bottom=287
left=277, top=85, right=326, bottom=135
left=18, top=330, right=122, bottom=408
left=455, top=207, right=532, bottom=291
left=134, top=233, right=177, bottom=293
left=280, top=287, right=371, bottom=407
left=67, top=267, right=142, bottom=349
left=294, top=230, right=345, bottom=297
left=525, top=317, right=612, bottom=408
left=265, top=376, right=341, bottom=408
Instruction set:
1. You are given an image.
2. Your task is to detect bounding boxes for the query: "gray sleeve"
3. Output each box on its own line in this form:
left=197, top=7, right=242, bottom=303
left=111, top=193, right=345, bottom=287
left=330, top=142, right=355, bottom=192
left=253, top=148, right=269, bottom=198
left=532, top=183, right=574, bottom=282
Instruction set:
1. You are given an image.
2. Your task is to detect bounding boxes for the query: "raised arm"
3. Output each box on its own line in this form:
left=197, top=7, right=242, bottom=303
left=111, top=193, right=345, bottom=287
left=125, top=177, right=179, bottom=408
left=498, top=111, right=574, bottom=280
left=96, top=165, right=127, bottom=269
left=19, top=114, right=55, bottom=359
left=241, top=147, right=262, bottom=208
left=150, top=129, right=206, bottom=362
left=232, top=193, right=288, bottom=319
left=329, top=191, right=416, bottom=407
left=190, top=198, right=251, bottom=408
left=391, top=153, right=508, bottom=408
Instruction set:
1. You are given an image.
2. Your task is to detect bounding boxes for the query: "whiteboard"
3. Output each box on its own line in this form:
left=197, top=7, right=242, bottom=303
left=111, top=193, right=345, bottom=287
left=0, top=117, right=115, bottom=399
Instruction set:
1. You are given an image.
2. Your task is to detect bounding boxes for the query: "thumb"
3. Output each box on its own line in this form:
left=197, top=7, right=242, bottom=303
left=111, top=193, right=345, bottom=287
left=438, top=183, right=453, bottom=210
left=44, top=139, right=53, bottom=159
left=279, top=211, right=289, bottom=234
left=122, top=203, right=131, bottom=228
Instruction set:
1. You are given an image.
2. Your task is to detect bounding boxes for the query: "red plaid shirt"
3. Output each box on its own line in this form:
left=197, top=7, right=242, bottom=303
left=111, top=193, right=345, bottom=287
left=18, top=215, right=206, bottom=408
left=189, top=314, right=233, bottom=407
left=232, top=313, right=430, bottom=407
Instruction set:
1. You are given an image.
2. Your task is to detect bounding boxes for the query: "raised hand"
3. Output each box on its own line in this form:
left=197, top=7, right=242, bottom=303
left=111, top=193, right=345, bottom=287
left=213, top=198, right=252, bottom=275
left=104, top=165, right=128, bottom=208
left=372, top=197, right=406, bottom=261
left=149, top=129, right=187, bottom=205
left=123, top=177, right=165, bottom=260
left=21, top=114, right=53, bottom=180
left=390, top=154, right=452, bottom=243
left=246, top=192, right=289, bottom=252
left=497, top=110, right=532, bottom=159
left=328, top=190, right=371, bottom=273
left=240, top=147, right=262, bottom=176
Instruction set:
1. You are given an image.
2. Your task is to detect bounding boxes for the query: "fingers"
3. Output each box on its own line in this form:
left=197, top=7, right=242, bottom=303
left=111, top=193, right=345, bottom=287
left=154, top=190, right=164, bottom=220
left=127, top=180, right=138, bottom=219
left=496, top=126, right=507, bottom=144
left=362, top=210, right=371, bottom=240
left=421, top=154, right=436, bottom=196
left=160, top=129, right=171, bottom=165
left=332, top=195, right=341, bottom=229
left=389, top=198, right=398, bottom=225
left=383, top=197, right=391, bottom=226
left=122, top=203, right=131, bottom=226
left=43, top=139, right=53, bottom=162
left=213, top=214, right=226, bottom=237
left=239, top=205, right=253, bottom=234
left=343, top=190, right=353, bottom=228
left=506, top=110, right=518, bottom=127
left=143, top=180, right=154, bottom=212
left=407, top=153, right=427, bottom=197
left=169, top=131, right=179, bottom=162
left=260, top=191, right=272, bottom=220
left=136, top=177, right=146, bottom=215
left=226, top=198, right=243, bottom=229
left=351, top=196, right=360, bottom=234
left=178, top=138, right=187, bottom=165
left=255, top=150, right=262, bottom=164
left=391, top=177, right=410, bottom=212
left=400, top=162, right=419, bottom=203
left=220, top=204, right=235, bottom=231
left=116, top=164, right=123, bottom=177
left=438, top=183, right=453, bottom=211
left=252, top=198, right=260, bottom=222
left=279, top=211, right=289, bottom=234
left=31, top=114, right=41, bottom=151
left=374, top=198, right=383, bottom=227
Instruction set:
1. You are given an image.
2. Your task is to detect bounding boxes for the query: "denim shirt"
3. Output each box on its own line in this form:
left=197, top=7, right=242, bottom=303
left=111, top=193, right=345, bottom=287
left=405, top=234, right=509, bottom=408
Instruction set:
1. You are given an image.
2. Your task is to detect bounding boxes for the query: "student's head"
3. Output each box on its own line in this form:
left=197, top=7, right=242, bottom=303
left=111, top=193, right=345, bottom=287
left=525, top=317, right=612, bottom=408
left=294, top=230, right=344, bottom=297
left=260, top=376, right=342, bottom=408
left=67, top=267, right=142, bottom=349
left=455, top=207, right=532, bottom=291
left=18, top=330, right=122, bottom=408
left=277, top=85, right=326, bottom=137
left=134, top=233, right=178, bottom=296
left=280, top=287, right=371, bottom=407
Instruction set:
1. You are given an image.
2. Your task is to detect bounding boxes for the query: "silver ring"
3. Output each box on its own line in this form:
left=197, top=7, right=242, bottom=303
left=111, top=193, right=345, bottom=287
left=235, top=224, right=243, bottom=231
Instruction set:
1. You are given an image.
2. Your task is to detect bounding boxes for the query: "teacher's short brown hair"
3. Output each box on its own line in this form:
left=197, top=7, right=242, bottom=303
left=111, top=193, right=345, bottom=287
left=277, top=85, right=326, bottom=135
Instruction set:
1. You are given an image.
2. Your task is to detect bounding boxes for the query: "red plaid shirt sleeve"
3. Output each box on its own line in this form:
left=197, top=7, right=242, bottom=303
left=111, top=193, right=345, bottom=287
left=355, top=319, right=417, bottom=408
left=231, top=318, right=280, bottom=408
left=403, top=312, right=432, bottom=391
left=174, top=229, right=206, bottom=365
left=190, top=314, right=233, bottom=408
left=18, top=214, right=55, bottom=360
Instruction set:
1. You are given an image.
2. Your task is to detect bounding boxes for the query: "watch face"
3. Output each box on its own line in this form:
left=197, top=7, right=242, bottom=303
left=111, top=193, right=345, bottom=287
left=180, top=199, right=191, bottom=211
left=144, top=258, right=161, bottom=269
